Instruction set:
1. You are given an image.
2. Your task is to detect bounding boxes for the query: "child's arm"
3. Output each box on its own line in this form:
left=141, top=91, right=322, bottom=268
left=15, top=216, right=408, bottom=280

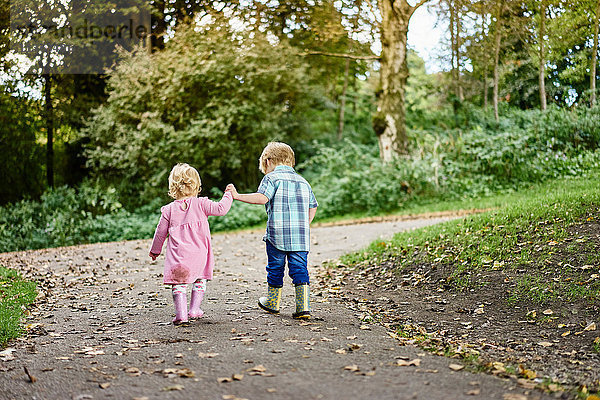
left=149, top=209, right=169, bottom=259
left=201, top=191, right=233, bottom=216
left=226, top=184, right=268, bottom=205
left=309, top=207, right=317, bottom=224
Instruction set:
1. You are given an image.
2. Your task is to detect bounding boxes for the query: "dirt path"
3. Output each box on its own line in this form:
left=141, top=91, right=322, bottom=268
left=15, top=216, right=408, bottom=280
left=0, top=218, right=551, bottom=400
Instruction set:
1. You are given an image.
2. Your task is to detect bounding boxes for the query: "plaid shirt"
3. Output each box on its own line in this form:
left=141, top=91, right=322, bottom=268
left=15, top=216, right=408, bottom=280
left=257, top=165, right=318, bottom=252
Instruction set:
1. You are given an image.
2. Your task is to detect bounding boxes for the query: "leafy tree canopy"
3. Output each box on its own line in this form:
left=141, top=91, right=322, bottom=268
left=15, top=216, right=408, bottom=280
left=82, top=18, right=321, bottom=205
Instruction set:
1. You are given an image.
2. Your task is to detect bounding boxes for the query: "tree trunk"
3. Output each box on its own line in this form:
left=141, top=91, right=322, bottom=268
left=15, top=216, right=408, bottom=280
left=375, top=0, right=428, bottom=161
left=449, top=0, right=457, bottom=99
left=338, top=58, right=350, bottom=140
left=151, top=0, right=166, bottom=51
left=592, top=0, right=600, bottom=105
left=44, top=73, right=54, bottom=188
left=482, top=5, right=489, bottom=108
left=456, top=1, right=463, bottom=101
left=493, top=0, right=503, bottom=122
left=539, top=0, right=547, bottom=110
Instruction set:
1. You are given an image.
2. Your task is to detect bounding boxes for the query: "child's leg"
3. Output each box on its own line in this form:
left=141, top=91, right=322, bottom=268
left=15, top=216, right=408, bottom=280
left=189, top=279, right=207, bottom=319
left=288, top=251, right=311, bottom=319
left=265, top=241, right=286, bottom=288
left=171, top=284, right=189, bottom=325
left=259, top=241, right=285, bottom=313
left=287, top=251, right=309, bottom=286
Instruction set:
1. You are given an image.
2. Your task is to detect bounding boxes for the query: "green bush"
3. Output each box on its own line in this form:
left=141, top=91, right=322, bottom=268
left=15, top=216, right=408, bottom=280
left=2, top=106, right=599, bottom=252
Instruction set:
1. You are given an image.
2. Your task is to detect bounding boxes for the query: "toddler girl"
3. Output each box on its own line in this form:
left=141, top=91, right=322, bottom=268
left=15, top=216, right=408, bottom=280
left=149, top=163, right=233, bottom=325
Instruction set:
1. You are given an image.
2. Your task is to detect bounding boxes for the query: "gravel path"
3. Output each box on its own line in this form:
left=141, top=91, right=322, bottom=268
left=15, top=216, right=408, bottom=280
left=0, top=218, right=551, bottom=400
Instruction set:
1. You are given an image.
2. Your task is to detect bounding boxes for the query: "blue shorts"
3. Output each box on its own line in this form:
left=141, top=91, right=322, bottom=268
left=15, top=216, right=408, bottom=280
left=265, top=240, right=309, bottom=287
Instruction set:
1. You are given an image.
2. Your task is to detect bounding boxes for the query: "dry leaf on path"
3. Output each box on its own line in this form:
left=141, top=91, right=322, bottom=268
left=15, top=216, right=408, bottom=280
left=343, top=365, right=360, bottom=372
left=162, top=385, right=184, bottom=391
left=584, top=322, right=596, bottom=331
left=397, top=359, right=421, bottom=367
left=503, top=394, right=527, bottom=400
left=449, top=364, right=464, bottom=371
left=198, top=352, right=219, bottom=359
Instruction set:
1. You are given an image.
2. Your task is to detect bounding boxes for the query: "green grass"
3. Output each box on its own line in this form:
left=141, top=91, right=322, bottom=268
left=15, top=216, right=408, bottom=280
left=341, top=172, right=600, bottom=303
left=0, top=266, right=37, bottom=347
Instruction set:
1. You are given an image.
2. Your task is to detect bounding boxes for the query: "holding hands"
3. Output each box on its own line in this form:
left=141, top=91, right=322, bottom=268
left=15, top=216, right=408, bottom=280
left=225, top=184, right=239, bottom=200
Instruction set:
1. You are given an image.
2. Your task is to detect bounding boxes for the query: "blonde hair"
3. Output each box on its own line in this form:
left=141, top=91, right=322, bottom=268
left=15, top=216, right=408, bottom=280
left=259, top=142, right=295, bottom=174
left=168, top=163, right=201, bottom=199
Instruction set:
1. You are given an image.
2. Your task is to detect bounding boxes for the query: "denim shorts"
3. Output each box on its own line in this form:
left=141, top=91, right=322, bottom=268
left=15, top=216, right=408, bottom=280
left=265, top=240, right=309, bottom=287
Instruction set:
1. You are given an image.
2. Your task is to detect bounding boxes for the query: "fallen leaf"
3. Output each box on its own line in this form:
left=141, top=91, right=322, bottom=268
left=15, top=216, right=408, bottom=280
left=467, top=389, right=480, bottom=395
left=347, top=343, right=362, bottom=351
left=124, top=367, right=141, bottom=376
left=343, top=365, right=360, bottom=372
left=537, top=341, right=553, bottom=348
left=561, top=331, right=571, bottom=337
left=162, top=385, right=184, bottom=391
left=503, top=394, right=527, bottom=400
left=335, top=349, right=347, bottom=354
left=217, top=377, right=233, bottom=383
left=542, top=309, right=553, bottom=315
left=232, top=374, right=244, bottom=381
left=266, top=388, right=277, bottom=393
left=198, top=352, right=219, bottom=358
left=584, top=322, right=597, bottom=331
left=449, top=364, right=464, bottom=371
left=397, top=359, right=421, bottom=367
left=99, top=383, right=111, bottom=389
left=516, top=379, right=536, bottom=389
left=248, top=365, right=266, bottom=373
left=518, top=364, right=536, bottom=379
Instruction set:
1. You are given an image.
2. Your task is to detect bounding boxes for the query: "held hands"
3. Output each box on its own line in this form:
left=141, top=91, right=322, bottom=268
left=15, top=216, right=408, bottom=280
left=225, top=183, right=239, bottom=200
left=149, top=252, right=158, bottom=261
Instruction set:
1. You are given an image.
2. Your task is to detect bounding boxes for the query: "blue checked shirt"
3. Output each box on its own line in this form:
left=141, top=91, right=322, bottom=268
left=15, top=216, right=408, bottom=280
left=257, top=165, right=318, bottom=252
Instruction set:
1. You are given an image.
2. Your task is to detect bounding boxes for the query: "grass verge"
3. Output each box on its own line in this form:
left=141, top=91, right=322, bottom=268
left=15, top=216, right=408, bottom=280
left=0, top=266, right=37, bottom=347
left=342, top=172, right=600, bottom=303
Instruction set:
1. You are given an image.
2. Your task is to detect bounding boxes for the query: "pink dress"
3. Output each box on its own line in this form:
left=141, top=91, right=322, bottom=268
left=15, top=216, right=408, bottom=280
left=150, top=192, right=233, bottom=284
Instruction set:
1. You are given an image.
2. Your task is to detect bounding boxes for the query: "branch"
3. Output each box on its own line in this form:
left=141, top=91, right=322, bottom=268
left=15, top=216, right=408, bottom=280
left=299, top=51, right=380, bottom=60
left=409, top=0, right=431, bottom=18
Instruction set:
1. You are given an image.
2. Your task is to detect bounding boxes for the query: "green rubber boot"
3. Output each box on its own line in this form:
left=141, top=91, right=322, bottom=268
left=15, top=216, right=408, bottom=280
left=258, top=285, right=282, bottom=314
left=292, top=284, right=311, bottom=319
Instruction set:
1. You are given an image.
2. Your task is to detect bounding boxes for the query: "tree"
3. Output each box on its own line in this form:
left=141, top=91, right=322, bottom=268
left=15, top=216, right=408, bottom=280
left=82, top=21, right=319, bottom=204
left=374, top=0, right=430, bottom=161
left=539, top=0, right=547, bottom=110
left=592, top=0, right=600, bottom=105
left=492, top=0, right=504, bottom=121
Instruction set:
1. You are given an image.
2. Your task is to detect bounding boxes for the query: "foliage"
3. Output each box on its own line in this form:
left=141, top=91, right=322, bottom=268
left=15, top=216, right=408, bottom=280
left=82, top=20, right=320, bottom=208
left=2, top=105, right=600, bottom=252
left=0, top=266, right=37, bottom=347
left=0, top=86, right=44, bottom=204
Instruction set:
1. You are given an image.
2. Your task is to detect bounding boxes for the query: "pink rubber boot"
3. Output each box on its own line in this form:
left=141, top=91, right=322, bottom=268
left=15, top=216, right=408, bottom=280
left=171, top=285, right=189, bottom=325
left=189, top=279, right=206, bottom=319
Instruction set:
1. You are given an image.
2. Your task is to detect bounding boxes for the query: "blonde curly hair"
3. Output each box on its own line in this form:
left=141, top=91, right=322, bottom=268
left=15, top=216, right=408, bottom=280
left=168, top=163, right=201, bottom=199
left=259, top=142, right=295, bottom=174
